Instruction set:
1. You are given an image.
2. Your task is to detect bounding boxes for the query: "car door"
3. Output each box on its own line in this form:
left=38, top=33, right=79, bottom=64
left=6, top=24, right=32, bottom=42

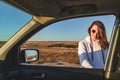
left=19, top=65, right=104, bottom=80
left=18, top=15, right=116, bottom=80
left=0, top=15, right=115, bottom=80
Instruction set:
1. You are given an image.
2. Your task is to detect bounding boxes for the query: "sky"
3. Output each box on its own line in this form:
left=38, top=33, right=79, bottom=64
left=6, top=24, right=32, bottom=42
left=0, top=1, right=32, bottom=41
left=0, top=1, right=116, bottom=41
left=30, top=15, right=116, bottom=41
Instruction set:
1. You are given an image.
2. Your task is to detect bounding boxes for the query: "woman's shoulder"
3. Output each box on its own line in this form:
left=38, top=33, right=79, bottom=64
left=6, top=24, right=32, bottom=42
left=79, top=36, right=91, bottom=44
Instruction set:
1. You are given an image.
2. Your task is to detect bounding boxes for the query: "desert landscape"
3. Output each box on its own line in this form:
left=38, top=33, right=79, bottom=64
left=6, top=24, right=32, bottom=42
left=21, top=41, right=80, bottom=67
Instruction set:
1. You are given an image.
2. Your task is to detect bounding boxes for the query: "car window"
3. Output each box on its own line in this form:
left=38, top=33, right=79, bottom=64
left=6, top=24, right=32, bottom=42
left=0, top=1, right=32, bottom=47
left=21, top=15, right=116, bottom=68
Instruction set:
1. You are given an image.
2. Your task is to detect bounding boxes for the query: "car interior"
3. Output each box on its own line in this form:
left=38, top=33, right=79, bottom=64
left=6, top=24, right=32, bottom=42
left=0, top=0, right=120, bottom=80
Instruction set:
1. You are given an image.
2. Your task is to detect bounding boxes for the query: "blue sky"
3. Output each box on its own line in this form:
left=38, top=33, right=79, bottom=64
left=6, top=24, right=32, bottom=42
left=0, top=1, right=116, bottom=41
left=30, top=15, right=116, bottom=41
left=0, top=1, right=32, bottom=41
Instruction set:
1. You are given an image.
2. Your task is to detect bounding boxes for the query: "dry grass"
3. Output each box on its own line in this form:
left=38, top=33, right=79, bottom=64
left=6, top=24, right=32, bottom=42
left=21, top=41, right=80, bottom=67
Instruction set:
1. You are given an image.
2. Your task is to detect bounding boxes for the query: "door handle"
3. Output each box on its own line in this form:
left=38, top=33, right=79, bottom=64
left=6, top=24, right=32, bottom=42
left=32, top=73, right=46, bottom=79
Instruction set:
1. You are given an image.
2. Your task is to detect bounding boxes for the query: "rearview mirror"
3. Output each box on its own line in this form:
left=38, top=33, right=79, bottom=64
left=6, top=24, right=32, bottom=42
left=20, top=49, right=39, bottom=63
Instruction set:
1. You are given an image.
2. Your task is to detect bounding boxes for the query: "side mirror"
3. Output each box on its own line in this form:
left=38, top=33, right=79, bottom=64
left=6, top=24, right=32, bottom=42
left=20, top=49, right=39, bottom=63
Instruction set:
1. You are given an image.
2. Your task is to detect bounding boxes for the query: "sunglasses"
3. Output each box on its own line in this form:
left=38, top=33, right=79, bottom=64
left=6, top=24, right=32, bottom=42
left=91, top=29, right=96, bottom=33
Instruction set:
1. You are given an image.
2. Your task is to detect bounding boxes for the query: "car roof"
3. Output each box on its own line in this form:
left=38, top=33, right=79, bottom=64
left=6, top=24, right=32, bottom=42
left=4, top=0, right=120, bottom=18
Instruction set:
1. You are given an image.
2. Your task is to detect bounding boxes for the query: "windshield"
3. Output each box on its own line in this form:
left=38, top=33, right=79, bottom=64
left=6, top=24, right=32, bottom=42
left=0, top=1, right=32, bottom=47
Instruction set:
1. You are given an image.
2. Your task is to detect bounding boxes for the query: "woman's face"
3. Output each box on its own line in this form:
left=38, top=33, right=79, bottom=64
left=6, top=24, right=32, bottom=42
left=90, top=24, right=99, bottom=41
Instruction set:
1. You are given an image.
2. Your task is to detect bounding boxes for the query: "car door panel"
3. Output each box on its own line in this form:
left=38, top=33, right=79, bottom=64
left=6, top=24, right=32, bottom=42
left=19, top=65, right=104, bottom=80
left=0, top=64, right=19, bottom=80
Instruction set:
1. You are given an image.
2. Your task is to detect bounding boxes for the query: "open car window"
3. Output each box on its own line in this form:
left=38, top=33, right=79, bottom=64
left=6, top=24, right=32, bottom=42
left=21, top=15, right=116, bottom=68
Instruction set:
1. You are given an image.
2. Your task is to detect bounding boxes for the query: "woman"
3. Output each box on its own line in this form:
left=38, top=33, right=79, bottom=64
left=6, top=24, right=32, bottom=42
left=78, top=21, right=109, bottom=68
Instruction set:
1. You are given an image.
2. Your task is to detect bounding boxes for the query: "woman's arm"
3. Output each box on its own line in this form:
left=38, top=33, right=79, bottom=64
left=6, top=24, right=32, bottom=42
left=78, top=41, right=93, bottom=68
